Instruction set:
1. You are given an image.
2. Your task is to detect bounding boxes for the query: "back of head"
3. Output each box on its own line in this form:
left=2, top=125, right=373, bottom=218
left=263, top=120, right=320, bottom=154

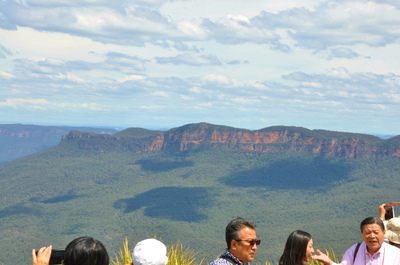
left=132, top=238, right=168, bottom=265
left=63, top=236, right=109, bottom=265
left=386, top=217, right=400, bottom=245
left=360, top=217, right=385, bottom=232
left=278, top=230, right=312, bottom=265
left=225, top=217, right=256, bottom=249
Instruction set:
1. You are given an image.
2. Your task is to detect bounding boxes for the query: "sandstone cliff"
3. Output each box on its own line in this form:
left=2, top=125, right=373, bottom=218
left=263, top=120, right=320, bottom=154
left=61, top=123, right=400, bottom=159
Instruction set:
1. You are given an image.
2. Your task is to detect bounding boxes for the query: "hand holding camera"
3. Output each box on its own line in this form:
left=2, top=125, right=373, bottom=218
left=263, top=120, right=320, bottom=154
left=379, top=202, right=400, bottom=220
left=32, top=245, right=52, bottom=265
left=33, top=246, right=64, bottom=265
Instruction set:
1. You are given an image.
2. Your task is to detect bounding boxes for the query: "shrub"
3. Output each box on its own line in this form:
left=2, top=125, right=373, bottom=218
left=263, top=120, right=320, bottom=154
left=111, top=238, right=203, bottom=265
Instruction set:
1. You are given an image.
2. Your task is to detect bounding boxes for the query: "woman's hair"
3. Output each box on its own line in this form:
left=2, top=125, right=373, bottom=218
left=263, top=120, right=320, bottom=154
left=63, top=236, right=109, bottom=265
left=278, top=230, right=312, bottom=265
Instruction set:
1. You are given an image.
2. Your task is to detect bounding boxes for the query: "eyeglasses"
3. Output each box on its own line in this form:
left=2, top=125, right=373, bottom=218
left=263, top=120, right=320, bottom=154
left=236, top=239, right=261, bottom=245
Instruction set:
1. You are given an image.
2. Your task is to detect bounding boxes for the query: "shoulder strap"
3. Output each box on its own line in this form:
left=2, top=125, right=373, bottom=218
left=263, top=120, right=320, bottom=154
left=353, top=243, right=361, bottom=263
left=221, top=255, right=240, bottom=265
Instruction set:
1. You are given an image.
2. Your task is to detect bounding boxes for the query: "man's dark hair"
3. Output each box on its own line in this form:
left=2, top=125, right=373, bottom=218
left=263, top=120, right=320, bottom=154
left=225, top=217, right=256, bottom=249
left=360, top=216, right=385, bottom=232
left=63, top=236, right=109, bottom=265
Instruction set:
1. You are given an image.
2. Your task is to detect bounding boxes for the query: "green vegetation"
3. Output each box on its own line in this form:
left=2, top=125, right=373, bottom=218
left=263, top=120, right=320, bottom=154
left=112, top=238, right=133, bottom=265
left=112, top=237, right=202, bottom=265
left=0, top=126, right=399, bottom=265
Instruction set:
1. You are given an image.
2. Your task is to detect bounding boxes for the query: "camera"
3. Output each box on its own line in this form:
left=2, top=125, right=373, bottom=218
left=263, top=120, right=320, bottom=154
left=384, top=202, right=400, bottom=220
left=35, top=249, right=64, bottom=265
left=385, top=206, right=394, bottom=220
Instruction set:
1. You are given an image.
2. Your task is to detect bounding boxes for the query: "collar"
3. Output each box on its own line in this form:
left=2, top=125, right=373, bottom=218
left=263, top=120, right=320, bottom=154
left=221, top=249, right=251, bottom=265
left=363, top=241, right=386, bottom=257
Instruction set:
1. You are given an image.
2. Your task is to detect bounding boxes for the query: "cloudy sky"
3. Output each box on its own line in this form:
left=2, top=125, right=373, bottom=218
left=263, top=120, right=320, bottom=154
left=1, top=0, right=399, bottom=135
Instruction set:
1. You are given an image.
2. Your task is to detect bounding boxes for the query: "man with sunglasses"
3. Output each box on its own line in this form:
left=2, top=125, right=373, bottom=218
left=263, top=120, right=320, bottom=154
left=209, top=217, right=260, bottom=265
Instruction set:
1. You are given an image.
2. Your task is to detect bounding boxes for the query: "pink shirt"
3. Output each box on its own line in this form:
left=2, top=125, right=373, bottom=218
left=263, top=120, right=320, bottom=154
left=333, top=241, right=400, bottom=265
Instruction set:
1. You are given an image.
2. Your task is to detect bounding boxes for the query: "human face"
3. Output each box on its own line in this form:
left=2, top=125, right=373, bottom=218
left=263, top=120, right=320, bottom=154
left=230, top=226, right=258, bottom=263
left=361, top=224, right=385, bottom=255
left=303, top=238, right=314, bottom=262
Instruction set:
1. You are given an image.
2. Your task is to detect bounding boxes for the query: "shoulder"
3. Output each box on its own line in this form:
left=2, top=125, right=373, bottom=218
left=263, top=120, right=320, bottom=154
left=381, top=242, right=400, bottom=263
left=342, top=242, right=365, bottom=262
left=382, top=242, right=400, bottom=254
left=345, top=242, right=365, bottom=253
left=208, top=258, right=232, bottom=265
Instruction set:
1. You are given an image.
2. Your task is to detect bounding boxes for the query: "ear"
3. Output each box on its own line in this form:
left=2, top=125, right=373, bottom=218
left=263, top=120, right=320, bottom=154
left=230, top=239, right=238, bottom=251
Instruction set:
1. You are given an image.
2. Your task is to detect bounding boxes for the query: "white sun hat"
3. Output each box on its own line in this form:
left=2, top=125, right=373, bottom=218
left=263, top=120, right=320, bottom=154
left=132, top=238, right=168, bottom=265
left=386, top=217, right=400, bottom=244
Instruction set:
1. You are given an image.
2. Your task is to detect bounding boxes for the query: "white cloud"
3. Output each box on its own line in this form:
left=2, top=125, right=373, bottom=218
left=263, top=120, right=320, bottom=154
left=0, top=71, right=15, bottom=79
left=177, top=21, right=208, bottom=39
left=231, top=97, right=261, bottom=105
left=188, top=86, right=202, bottom=93
left=299, top=82, right=322, bottom=88
left=202, top=74, right=231, bottom=85
left=0, top=2, right=205, bottom=45
left=0, top=98, right=107, bottom=111
left=156, top=53, right=222, bottom=66
left=328, top=48, right=359, bottom=59
left=117, top=75, right=145, bottom=83
left=202, top=14, right=278, bottom=45
left=0, top=98, right=50, bottom=109
left=54, top=73, right=86, bottom=83
left=252, top=1, right=400, bottom=49
left=1, top=0, right=400, bottom=134
left=180, top=95, right=192, bottom=100
left=383, top=93, right=400, bottom=103
left=151, top=90, right=169, bottom=97
left=0, top=44, right=12, bottom=58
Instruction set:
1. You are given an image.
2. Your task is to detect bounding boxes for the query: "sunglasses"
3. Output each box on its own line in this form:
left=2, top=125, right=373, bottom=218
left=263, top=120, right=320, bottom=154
left=236, top=239, right=261, bottom=246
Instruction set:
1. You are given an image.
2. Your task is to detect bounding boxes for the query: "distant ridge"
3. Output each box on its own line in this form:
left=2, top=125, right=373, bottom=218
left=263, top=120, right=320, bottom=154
left=61, top=122, right=399, bottom=158
left=0, top=124, right=118, bottom=164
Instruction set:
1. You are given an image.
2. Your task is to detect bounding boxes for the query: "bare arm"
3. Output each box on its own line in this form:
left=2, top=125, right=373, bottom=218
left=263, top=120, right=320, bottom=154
left=311, top=249, right=333, bottom=265
left=379, top=203, right=387, bottom=220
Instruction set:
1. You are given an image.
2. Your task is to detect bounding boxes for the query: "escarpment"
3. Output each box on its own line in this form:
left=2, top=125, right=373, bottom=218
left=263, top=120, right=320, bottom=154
left=61, top=123, right=400, bottom=159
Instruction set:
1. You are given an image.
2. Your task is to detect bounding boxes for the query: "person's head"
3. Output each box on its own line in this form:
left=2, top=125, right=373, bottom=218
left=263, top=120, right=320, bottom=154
left=360, top=217, right=386, bottom=255
left=63, top=236, right=109, bottom=265
left=131, top=238, right=168, bottom=265
left=225, top=217, right=258, bottom=263
left=386, top=217, right=400, bottom=248
left=278, top=230, right=314, bottom=265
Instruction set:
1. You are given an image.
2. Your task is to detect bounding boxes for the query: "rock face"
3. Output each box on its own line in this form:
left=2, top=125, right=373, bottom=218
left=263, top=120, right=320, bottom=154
left=62, top=123, right=400, bottom=159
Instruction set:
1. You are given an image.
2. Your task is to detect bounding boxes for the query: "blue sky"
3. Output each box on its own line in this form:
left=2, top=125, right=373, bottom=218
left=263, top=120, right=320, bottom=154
left=1, top=0, right=399, bottom=135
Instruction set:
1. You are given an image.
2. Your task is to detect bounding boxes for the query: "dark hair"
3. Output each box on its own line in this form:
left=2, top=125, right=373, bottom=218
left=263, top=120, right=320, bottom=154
left=63, top=236, right=109, bottom=265
left=278, top=230, right=312, bottom=265
left=225, top=217, right=256, bottom=249
left=389, top=241, right=400, bottom=248
left=360, top=217, right=385, bottom=233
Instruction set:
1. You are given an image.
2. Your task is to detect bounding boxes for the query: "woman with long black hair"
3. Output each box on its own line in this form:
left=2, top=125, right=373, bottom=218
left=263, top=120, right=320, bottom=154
left=279, top=230, right=315, bottom=265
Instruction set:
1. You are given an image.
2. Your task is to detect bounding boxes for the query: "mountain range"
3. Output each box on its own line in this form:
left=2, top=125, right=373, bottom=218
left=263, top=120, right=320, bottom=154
left=0, top=123, right=399, bottom=264
left=0, top=124, right=118, bottom=164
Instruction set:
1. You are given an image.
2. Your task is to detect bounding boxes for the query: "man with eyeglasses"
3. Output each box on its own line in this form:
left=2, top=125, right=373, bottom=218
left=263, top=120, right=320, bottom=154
left=209, top=217, right=260, bottom=265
